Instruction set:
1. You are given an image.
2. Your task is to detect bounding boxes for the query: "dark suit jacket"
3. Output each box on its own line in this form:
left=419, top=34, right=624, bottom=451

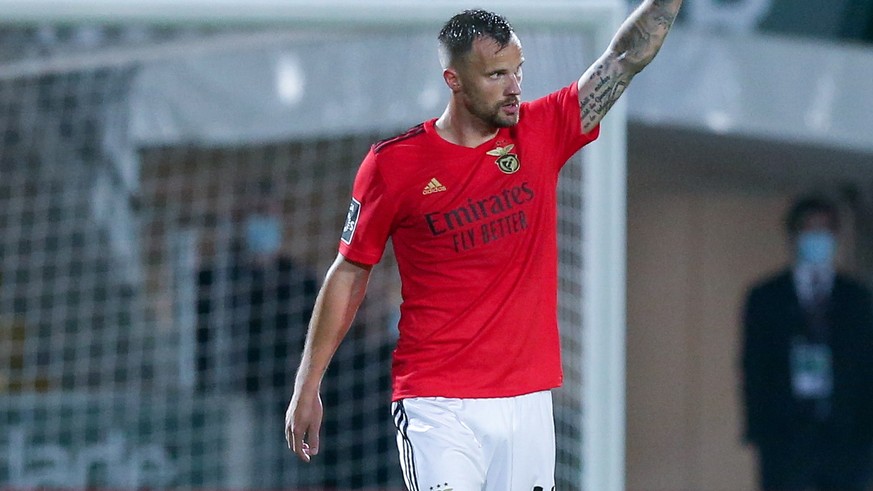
left=741, top=269, right=873, bottom=447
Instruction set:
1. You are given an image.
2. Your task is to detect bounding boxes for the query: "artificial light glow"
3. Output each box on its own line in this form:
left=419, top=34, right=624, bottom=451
left=276, top=53, right=305, bottom=105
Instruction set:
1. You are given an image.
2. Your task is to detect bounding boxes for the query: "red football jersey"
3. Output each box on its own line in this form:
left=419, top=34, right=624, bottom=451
left=339, top=82, right=599, bottom=400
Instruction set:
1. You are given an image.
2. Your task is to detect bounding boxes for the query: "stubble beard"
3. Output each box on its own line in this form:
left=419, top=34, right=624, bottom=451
left=492, top=107, right=520, bottom=128
left=468, top=97, right=520, bottom=129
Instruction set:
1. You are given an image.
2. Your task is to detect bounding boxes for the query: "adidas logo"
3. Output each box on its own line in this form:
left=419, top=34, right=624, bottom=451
left=422, top=178, right=447, bottom=195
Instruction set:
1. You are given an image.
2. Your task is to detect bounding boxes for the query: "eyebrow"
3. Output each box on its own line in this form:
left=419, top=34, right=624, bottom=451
left=489, top=60, right=524, bottom=72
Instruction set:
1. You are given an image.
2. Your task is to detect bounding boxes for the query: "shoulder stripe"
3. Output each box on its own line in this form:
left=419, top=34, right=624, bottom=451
left=373, top=123, right=426, bottom=154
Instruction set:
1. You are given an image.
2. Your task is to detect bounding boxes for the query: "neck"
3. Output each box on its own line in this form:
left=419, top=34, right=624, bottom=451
left=434, top=102, right=499, bottom=148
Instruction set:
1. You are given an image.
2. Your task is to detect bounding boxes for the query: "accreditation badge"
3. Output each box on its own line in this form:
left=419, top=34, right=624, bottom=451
left=790, top=338, right=833, bottom=399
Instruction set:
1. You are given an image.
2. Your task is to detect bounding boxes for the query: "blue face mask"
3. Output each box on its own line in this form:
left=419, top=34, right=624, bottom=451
left=796, top=231, right=836, bottom=265
left=245, top=215, right=282, bottom=255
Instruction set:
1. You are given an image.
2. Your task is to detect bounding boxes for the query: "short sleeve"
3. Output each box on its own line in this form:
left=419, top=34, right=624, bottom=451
left=337, top=149, right=398, bottom=265
left=522, top=82, right=600, bottom=168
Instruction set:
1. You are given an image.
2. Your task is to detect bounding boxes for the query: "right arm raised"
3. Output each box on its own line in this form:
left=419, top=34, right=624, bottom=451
left=285, top=253, right=372, bottom=462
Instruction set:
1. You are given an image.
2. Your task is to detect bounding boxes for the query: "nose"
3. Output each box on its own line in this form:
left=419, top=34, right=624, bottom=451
left=506, top=74, right=521, bottom=96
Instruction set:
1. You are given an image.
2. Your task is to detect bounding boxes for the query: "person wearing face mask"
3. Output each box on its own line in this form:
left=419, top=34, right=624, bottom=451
left=196, top=207, right=321, bottom=486
left=244, top=212, right=284, bottom=263
left=197, top=207, right=320, bottom=396
left=741, top=196, right=873, bottom=491
left=238, top=211, right=317, bottom=393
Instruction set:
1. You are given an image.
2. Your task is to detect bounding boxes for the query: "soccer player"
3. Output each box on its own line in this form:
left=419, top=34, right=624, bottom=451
left=286, top=2, right=683, bottom=488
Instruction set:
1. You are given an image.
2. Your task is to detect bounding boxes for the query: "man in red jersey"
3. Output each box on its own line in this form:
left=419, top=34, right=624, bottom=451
left=287, top=2, right=683, bottom=488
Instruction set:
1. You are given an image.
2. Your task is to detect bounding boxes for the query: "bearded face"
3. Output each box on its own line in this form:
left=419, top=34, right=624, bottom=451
left=454, top=34, right=524, bottom=129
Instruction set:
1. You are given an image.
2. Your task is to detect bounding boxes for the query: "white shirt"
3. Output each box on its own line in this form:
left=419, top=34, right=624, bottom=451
left=793, top=263, right=835, bottom=308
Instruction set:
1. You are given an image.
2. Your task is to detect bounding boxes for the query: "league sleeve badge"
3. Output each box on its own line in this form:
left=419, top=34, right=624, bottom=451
left=341, top=198, right=362, bottom=244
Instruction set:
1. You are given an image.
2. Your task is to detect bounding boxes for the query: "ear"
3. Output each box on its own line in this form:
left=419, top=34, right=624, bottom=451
left=443, top=68, right=462, bottom=93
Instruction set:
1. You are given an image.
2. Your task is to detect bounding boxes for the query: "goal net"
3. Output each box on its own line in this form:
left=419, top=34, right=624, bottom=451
left=0, top=2, right=625, bottom=490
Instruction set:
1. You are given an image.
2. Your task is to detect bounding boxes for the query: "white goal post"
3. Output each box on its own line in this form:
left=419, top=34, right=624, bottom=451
left=0, top=1, right=627, bottom=490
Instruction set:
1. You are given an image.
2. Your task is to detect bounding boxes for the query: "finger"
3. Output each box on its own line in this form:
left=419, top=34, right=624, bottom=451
left=292, top=427, right=311, bottom=463
left=284, top=411, right=294, bottom=449
left=309, top=429, right=320, bottom=456
left=298, top=442, right=312, bottom=463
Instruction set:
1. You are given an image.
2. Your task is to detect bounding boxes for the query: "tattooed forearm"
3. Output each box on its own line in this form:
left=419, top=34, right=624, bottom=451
left=577, top=0, right=682, bottom=131
left=580, top=61, right=630, bottom=125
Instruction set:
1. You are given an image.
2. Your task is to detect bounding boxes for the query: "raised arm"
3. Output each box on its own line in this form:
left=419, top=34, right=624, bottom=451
left=285, top=253, right=372, bottom=462
left=578, top=0, right=683, bottom=133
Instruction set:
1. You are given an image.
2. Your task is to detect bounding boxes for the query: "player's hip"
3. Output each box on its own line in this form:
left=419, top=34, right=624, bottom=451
left=392, top=390, right=555, bottom=490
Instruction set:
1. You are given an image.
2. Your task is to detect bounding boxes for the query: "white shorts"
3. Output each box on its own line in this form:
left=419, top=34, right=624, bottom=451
left=391, top=390, right=555, bottom=491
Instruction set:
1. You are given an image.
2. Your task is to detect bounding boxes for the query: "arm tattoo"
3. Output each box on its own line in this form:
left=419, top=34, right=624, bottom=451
left=580, top=62, right=630, bottom=125
left=579, top=0, right=682, bottom=129
left=615, top=0, right=682, bottom=69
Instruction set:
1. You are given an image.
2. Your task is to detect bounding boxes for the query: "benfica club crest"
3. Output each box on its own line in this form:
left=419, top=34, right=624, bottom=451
left=487, top=144, right=520, bottom=174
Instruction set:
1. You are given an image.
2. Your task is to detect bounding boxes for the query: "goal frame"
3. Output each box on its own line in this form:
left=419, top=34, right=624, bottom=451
left=0, top=1, right=628, bottom=489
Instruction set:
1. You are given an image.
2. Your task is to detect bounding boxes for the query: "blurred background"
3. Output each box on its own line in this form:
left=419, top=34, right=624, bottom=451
left=0, top=0, right=872, bottom=490
left=626, top=0, right=873, bottom=490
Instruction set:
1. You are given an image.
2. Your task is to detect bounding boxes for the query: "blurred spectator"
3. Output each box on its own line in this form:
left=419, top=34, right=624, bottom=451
left=741, top=195, right=873, bottom=491
left=196, top=200, right=400, bottom=487
left=196, top=203, right=318, bottom=486
left=196, top=204, right=317, bottom=395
